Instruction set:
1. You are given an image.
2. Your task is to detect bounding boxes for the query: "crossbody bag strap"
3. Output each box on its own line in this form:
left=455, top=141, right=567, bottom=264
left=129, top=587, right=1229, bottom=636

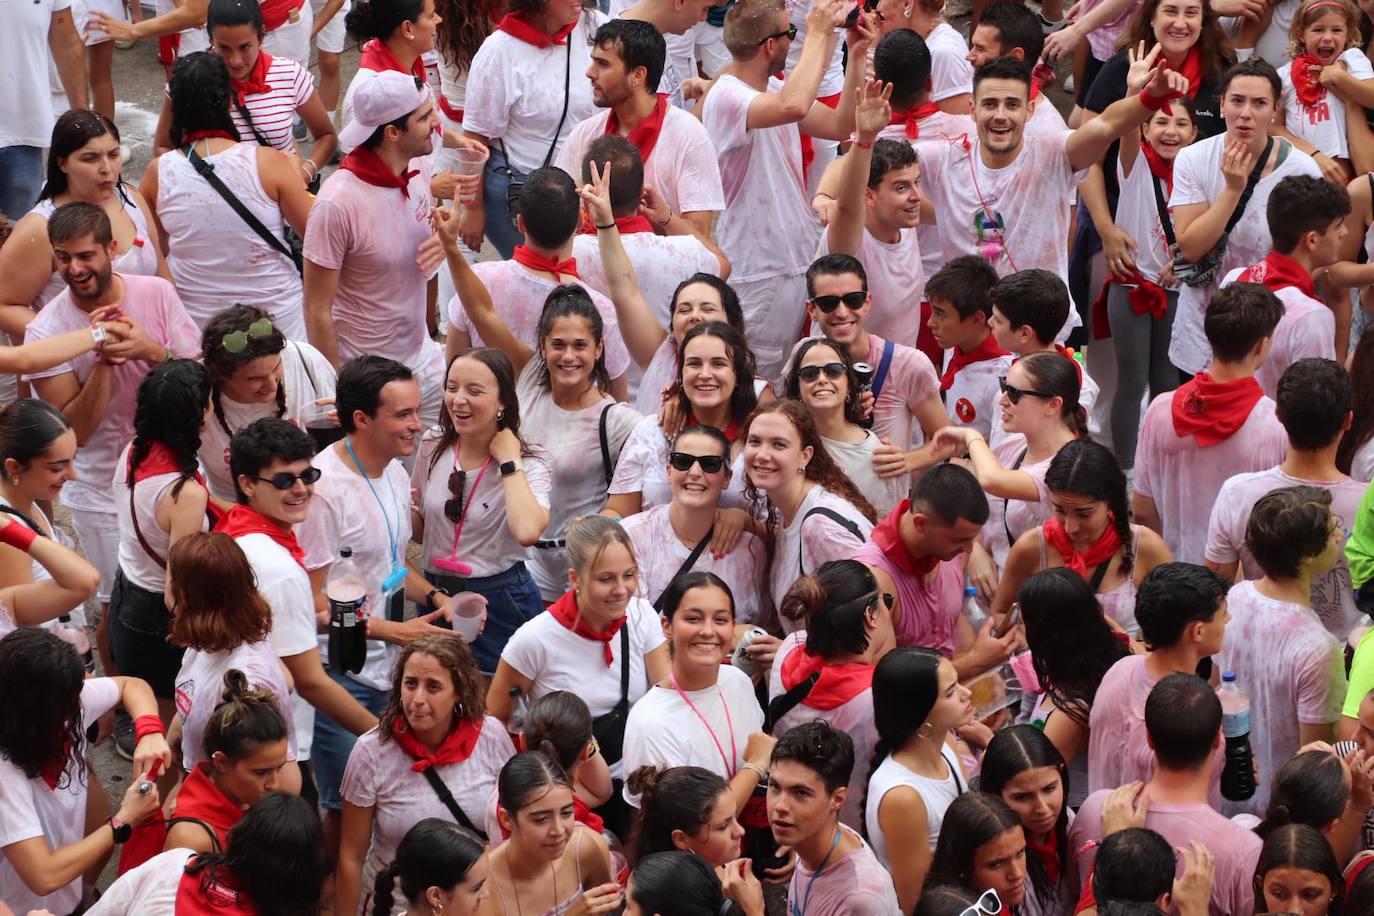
left=797, top=506, right=865, bottom=577
left=129, top=481, right=167, bottom=570
left=233, top=97, right=272, bottom=148
left=616, top=623, right=631, bottom=709
left=1002, top=447, right=1029, bottom=552
left=418, top=766, right=489, bottom=842
left=870, top=339, right=896, bottom=401
left=165, top=816, right=222, bottom=853
left=764, top=670, right=820, bottom=734
left=599, top=402, right=613, bottom=488
left=1222, top=136, right=1273, bottom=237
left=0, top=505, right=48, bottom=537
left=652, top=527, right=713, bottom=613
left=184, top=145, right=302, bottom=271
left=1150, top=168, right=1176, bottom=248
left=541, top=39, right=573, bottom=170
left=293, top=341, right=319, bottom=398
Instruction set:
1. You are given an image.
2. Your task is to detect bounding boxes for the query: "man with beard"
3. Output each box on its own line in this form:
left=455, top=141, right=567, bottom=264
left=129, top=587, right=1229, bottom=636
left=605, top=0, right=714, bottom=110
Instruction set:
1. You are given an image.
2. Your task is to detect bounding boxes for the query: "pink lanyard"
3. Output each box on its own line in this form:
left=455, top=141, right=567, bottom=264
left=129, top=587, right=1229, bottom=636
left=446, top=453, right=490, bottom=554
left=670, top=670, right=737, bottom=778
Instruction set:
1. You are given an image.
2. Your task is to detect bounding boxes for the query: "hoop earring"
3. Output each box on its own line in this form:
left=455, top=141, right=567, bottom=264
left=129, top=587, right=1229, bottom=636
left=916, top=722, right=934, bottom=740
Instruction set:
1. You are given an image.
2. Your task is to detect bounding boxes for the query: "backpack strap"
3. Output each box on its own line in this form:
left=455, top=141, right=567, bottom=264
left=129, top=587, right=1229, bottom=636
left=870, top=338, right=897, bottom=401
left=797, top=506, right=865, bottom=577
left=765, top=670, right=820, bottom=734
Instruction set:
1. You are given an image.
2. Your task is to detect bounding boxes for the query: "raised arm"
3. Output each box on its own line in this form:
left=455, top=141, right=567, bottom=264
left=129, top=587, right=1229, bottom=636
left=746, top=0, right=844, bottom=130
left=1066, top=42, right=1188, bottom=172
left=0, top=519, right=100, bottom=627
left=88, top=0, right=209, bottom=42
left=48, top=8, right=88, bottom=111
left=434, top=205, right=535, bottom=375
left=827, top=80, right=892, bottom=255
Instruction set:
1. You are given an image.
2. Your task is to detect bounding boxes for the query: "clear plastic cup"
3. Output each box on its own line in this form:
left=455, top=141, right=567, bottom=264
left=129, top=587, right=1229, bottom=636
left=448, top=591, right=487, bottom=643
left=454, top=147, right=489, bottom=205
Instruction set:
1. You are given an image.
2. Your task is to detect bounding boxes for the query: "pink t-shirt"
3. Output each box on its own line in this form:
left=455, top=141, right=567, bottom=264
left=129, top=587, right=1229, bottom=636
left=1221, top=270, right=1337, bottom=399
left=23, top=274, right=202, bottom=513
left=302, top=165, right=435, bottom=364
left=1205, top=467, right=1365, bottom=641
left=1133, top=389, right=1287, bottom=564
left=1217, top=580, right=1346, bottom=816
left=771, top=486, right=875, bottom=619
left=816, top=227, right=923, bottom=350
left=786, top=825, right=902, bottom=916
left=851, top=535, right=966, bottom=655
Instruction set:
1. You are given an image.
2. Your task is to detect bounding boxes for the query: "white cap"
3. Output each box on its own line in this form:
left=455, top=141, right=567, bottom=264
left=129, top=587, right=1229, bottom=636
left=337, top=69, right=429, bottom=152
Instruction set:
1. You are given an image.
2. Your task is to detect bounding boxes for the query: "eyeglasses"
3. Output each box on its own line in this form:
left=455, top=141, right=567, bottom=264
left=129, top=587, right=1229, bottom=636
left=796, top=362, right=847, bottom=384
left=808, top=291, right=867, bottom=313
left=219, top=317, right=276, bottom=354
left=957, top=889, right=1003, bottom=916
left=877, top=591, right=894, bottom=610
left=669, top=451, right=727, bottom=474
left=254, top=467, right=321, bottom=489
left=998, top=376, right=1054, bottom=405
left=445, top=469, right=470, bottom=523
left=757, top=23, right=798, bottom=44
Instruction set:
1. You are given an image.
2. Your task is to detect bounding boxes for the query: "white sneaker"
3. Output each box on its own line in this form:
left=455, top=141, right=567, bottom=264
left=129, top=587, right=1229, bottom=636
left=1039, top=13, right=1066, bottom=32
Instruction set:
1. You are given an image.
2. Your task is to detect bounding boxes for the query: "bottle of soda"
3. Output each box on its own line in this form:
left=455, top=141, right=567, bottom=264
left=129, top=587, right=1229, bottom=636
left=327, top=547, right=368, bottom=675
left=1218, top=671, right=1256, bottom=801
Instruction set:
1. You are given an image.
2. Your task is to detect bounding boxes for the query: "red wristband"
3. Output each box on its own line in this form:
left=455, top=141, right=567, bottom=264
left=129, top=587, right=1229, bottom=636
left=0, top=520, right=37, bottom=553
left=133, top=715, right=165, bottom=742
left=853, top=138, right=875, bottom=149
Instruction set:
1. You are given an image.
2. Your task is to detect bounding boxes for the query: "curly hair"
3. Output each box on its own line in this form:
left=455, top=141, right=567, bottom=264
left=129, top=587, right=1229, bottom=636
left=0, top=628, right=86, bottom=788
left=675, top=321, right=759, bottom=431
left=784, top=338, right=867, bottom=426
left=378, top=634, right=487, bottom=743
left=1115, top=0, right=1235, bottom=83
left=168, top=52, right=241, bottom=149
left=202, top=305, right=288, bottom=439
left=1044, top=439, right=1134, bottom=577
left=127, top=359, right=212, bottom=501
left=435, top=0, right=493, bottom=72
left=1288, top=0, right=1362, bottom=57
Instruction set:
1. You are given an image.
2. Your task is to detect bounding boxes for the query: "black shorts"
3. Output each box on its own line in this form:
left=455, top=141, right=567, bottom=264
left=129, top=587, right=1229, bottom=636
left=108, top=568, right=184, bottom=699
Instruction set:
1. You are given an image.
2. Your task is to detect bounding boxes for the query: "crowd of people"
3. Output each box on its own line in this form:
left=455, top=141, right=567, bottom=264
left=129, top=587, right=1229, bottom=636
left=9, top=0, right=1374, bottom=910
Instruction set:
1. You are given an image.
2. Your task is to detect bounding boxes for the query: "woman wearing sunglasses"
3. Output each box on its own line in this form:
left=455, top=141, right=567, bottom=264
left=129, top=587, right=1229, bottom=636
left=413, top=348, right=550, bottom=675
left=925, top=792, right=1029, bottom=914
left=199, top=304, right=339, bottom=501
left=990, top=439, right=1171, bottom=639
left=785, top=338, right=904, bottom=516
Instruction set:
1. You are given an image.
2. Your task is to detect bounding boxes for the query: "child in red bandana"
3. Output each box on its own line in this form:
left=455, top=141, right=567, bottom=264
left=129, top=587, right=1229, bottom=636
left=925, top=256, right=1011, bottom=440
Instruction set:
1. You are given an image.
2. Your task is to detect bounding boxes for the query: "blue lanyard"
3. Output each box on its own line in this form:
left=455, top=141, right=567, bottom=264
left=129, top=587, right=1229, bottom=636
left=790, top=829, right=841, bottom=916
left=343, top=436, right=401, bottom=566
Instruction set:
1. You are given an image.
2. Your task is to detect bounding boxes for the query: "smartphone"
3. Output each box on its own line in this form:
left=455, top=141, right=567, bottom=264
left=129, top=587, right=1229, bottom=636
left=994, top=602, right=1022, bottom=638
left=842, top=0, right=875, bottom=29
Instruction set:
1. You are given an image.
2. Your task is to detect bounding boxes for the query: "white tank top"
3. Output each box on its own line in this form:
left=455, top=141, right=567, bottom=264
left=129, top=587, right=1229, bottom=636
left=865, top=745, right=966, bottom=868
left=155, top=143, right=304, bottom=336
left=30, top=194, right=161, bottom=308
left=113, top=442, right=207, bottom=591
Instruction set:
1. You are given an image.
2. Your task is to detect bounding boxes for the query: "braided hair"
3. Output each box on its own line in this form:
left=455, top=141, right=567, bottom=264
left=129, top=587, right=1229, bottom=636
left=201, top=305, right=288, bottom=441
left=1043, top=439, right=1134, bottom=576
left=127, top=360, right=212, bottom=501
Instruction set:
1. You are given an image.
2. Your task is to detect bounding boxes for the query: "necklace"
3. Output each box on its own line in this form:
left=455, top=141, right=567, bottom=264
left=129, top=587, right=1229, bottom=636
left=506, top=854, right=558, bottom=916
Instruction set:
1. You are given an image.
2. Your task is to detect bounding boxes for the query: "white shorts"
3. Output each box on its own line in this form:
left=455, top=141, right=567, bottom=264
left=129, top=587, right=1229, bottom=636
left=74, top=0, right=128, bottom=47
left=310, top=0, right=351, bottom=54
left=730, top=271, right=809, bottom=381
left=68, top=505, right=119, bottom=605
left=262, top=1, right=314, bottom=68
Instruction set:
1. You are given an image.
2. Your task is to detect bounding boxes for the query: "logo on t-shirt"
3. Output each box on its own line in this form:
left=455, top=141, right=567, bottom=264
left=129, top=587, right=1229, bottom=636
left=955, top=398, right=977, bottom=423
left=175, top=678, right=195, bottom=717
left=973, top=206, right=1008, bottom=267
left=1306, top=101, right=1331, bottom=125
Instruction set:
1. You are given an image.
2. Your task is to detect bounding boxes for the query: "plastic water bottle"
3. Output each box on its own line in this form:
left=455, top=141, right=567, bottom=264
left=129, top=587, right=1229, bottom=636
left=963, top=585, right=988, bottom=633
left=326, top=547, right=368, bottom=675
left=53, top=614, right=95, bottom=674
left=1218, top=671, right=1256, bottom=801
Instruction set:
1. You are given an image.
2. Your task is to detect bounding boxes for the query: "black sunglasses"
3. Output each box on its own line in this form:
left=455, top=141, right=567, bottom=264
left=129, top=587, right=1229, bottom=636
left=669, top=451, right=728, bottom=474
left=809, top=291, right=867, bottom=313
left=796, top=362, right=847, bottom=384
left=254, top=467, right=322, bottom=490
left=445, top=469, right=470, bottom=523
left=757, top=23, right=798, bottom=44
left=998, top=376, right=1054, bottom=405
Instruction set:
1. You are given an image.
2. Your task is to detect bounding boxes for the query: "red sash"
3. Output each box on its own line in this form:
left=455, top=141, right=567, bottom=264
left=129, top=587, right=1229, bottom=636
left=888, top=100, right=941, bottom=139
left=258, top=0, right=304, bottom=33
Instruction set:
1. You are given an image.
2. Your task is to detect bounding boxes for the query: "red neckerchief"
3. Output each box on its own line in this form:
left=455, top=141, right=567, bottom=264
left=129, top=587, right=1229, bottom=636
left=1291, top=53, right=1327, bottom=107
left=183, top=130, right=237, bottom=144
left=390, top=715, right=485, bottom=771
left=495, top=12, right=576, bottom=47
left=512, top=245, right=579, bottom=281
left=607, top=94, right=669, bottom=165
left=340, top=147, right=419, bottom=198
left=175, top=861, right=256, bottom=915
left=578, top=212, right=656, bottom=236
left=215, top=504, right=307, bottom=571
left=1176, top=46, right=1203, bottom=98
left=130, top=440, right=207, bottom=487
left=358, top=38, right=426, bottom=80
left=547, top=589, right=625, bottom=666
left=174, top=764, right=245, bottom=851
left=939, top=333, right=1008, bottom=390
left=1170, top=372, right=1265, bottom=446
left=1041, top=517, right=1121, bottom=580
left=1030, top=78, right=1043, bottom=101
left=779, top=646, right=873, bottom=710
left=889, top=100, right=940, bottom=139
left=231, top=51, right=272, bottom=105
left=40, top=739, right=72, bottom=790
left=1052, top=344, right=1084, bottom=384
left=1025, top=828, right=1062, bottom=885
left=1238, top=250, right=1317, bottom=299
left=1141, top=139, right=1174, bottom=197
left=685, top=411, right=741, bottom=443
left=258, top=0, right=302, bottom=32
left=871, top=499, right=937, bottom=578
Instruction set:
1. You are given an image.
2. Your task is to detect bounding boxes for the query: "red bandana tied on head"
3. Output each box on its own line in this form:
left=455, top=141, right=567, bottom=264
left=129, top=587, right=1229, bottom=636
left=340, top=147, right=420, bottom=198
left=1291, top=53, right=1328, bottom=107
left=871, top=499, right=937, bottom=578
left=939, top=333, right=1009, bottom=390
left=779, top=647, right=874, bottom=710
left=607, top=93, right=669, bottom=166
left=1170, top=372, right=1265, bottom=446
left=1237, top=250, right=1316, bottom=299
left=231, top=51, right=273, bottom=105
left=495, top=12, right=576, bottom=47
left=889, top=100, right=941, bottom=139
left=547, top=589, right=625, bottom=666
left=358, top=38, right=427, bottom=80
left=215, top=504, right=308, bottom=571
left=512, top=245, right=580, bottom=280
left=391, top=715, right=485, bottom=771
left=1041, top=516, right=1121, bottom=580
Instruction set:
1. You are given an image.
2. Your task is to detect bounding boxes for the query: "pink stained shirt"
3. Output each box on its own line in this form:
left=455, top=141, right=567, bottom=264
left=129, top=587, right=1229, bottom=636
left=1220, top=269, right=1337, bottom=399
left=786, top=825, right=902, bottom=916
left=815, top=226, right=924, bottom=350
left=851, top=528, right=966, bottom=656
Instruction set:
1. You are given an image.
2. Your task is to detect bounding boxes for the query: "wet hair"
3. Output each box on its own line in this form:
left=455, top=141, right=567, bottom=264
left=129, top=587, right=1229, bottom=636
left=228, top=417, right=316, bottom=504
left=1093, top=828, right=1176, bottom=904
left=771, top=719, right=855, bottom=794
left=593, top=19, right=666, bottom=93
left=435, top=0, right=492, bottom=73
left=1278, top=358, right=1351, bottom=452
left=989, top=269, right=1071, bottom=345
left=861, top=648, right=944, bottom=838
left=1145, top=674, right=1222, bottom=771
left=1268, top=175, right=1352, bottom=254
left=1340, top=331, right=1374, bottom=473
left=925, top=792, right=1024, bottom=892
left=1257, top=749, right=1351, bottom=838
left=1117, top=0, right=1234, bottom=83
left=913, top=885, right=986, bottom=916
left=972, top=55, right=1032, bottom=95
left=1044, top=439, right=1133, bottom=575
left=779, top=558, right=881, bottom=653
left=925, top=255, right=999, bottom=321
left=806, top=252, right=868, bottom=298
left=372, top=820, right=485, bottom=916
left=1016, top=351, right=1088, bottom=437
left=1253, top=824, right=1343, bottom=914
left=723, top=0, right=786, bottom=59
left=1245, top=485, right=1333, bottom=580
left=498, top=750, right=574, bottom=816
left=669, top=274, right=747, bottom=336
left=202, top=305, right=289, bottom=437
left=207, top=0, right=265, bottom=36
left=1205, top=282, right=1285, bottom=362
left=874, top=29, right=933, bottom=108
left=535, top=285, right=612, bottom=394
left=658, top=570, right=735, bottom=623
left=40, top=109, right=123, bottom=202
left=785, top=338, right=866, bottom=426
left=168, top=533, right=273, bottom=652
left=168, top=52, right=241, bottom=149
left=183, top=792, right=330, bottom=916
left=127, top=359, right=212, bottom=502
left=564, top=514, right=636, bottom=578
left=1019, top=568, right=1129, bottom=728
left=518, top=167, right=581, bottom=248
left=912, top=462, right=991, bottom=526
left=980, top=726, right=1070, bottom=907
left=868, top=139, right=920, bottom=189
left=582, top=135, right=645, bottom=218
left=201, top=668, right=289, bottom=762
left=48, top=200, right=113, bottom=247
left=336, top=354, right=413, bottom=435
left=0, top=399, right=72, bottom=472
left=1135, top=562, right=1230, bottom=649
left=676, top=321, right=759, bottom=429
left=627, top=765, right=731, bottom=863
left=1288, top=0, right=1363, bottom=58
left=430, top=348, right=536, bottom=471
left=978, top=2, right=1045, bottom=64
left=379, top=634, right=487, bottom=744
left=629, top=852, right=730, bottom=915
left=0, top=628, right=86, bottom=789
left=345, top=0, right=424, bottom=42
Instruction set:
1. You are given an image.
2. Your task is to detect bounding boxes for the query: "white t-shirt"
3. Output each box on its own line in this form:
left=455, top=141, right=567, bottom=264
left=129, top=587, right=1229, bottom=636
left=0, top=678, right=119, bottom=915
left=1248, top=0, right=1301, bottom=66
left=608, top=412, right=749, bottom=511
left=621, top=664, right=763, bottom=805
left=822, top=431, right=906, bottom=518
left=770, top=486, right=875, bottom=618
left=926, top=22, right=975, bottom=103
left=0, top=0, right=73, bottom=148
left=1279, top=49, right=1374, bottom=160
left=816, top=226, right=923, bottom=349
left=1220, top=269, right=1337, bottom=399
left=572, top=230, right=722, bottom=335
left=1116, top=145, right=1175, bottom=284
left=175, top=640, right=296, bottom=770
left=944, top=352, right=1014, bottom=440
left=1167, top=134, right=1321, bottom=374
left=783, top=0, right=845, bottom=98
left=85, top=847, right=194, bottom=915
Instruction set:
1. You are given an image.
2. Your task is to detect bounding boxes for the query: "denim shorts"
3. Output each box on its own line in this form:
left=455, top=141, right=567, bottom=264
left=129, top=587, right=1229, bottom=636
left=426, top=562, right=543, bottom=675
left=108, top=569, right=184, bottom=699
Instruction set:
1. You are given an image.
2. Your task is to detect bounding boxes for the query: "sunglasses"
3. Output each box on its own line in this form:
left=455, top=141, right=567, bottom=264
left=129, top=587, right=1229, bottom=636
left=758, top=23, right=798, bottom=43
left=583, top=735, right=600, bottom=762
left=809, top=291, right=867, bottom=313
left=254, top=467, right=321, bottom=489
left=877, top=591, right=894, bottom=610
left=796, top=362, right=847, bottom=384
left=445, top=469, right=471, bottom=523
left=669, top=451, right=727, bottom=474
left=998, top=377, right=1054, bottom=405
left=220, top=317, right=275, bottom=354
left=957, top=889, right=1002, bottom=916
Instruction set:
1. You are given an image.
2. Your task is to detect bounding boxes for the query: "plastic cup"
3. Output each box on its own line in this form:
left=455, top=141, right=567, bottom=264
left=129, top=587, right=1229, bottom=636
left=300, top=398, right=336, bottom=429
left=448, top=591, right=487, bottom=642
left=454, top=147, right=489, bottom=205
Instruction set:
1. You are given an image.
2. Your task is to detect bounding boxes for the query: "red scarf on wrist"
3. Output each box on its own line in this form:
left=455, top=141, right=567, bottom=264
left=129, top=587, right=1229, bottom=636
left=1141, top=140, right=1175, bottom=197
left=547, top=589, right=625, bottom=666
left=358, top=38, right=426, bottom=80
left=391, top=714, right=485, bottom=771
left=1237, top=250, right=1317, bottom=299
left=130, top=441, right=207, bottom=487
left=495, top=12, right=576, bottom=47
left=1177, top=46, right=1204, bottom=98
left=512, top=245, right=579, bottom=280
left=871, top=499, right=937, bottom=578
left=1291, top=53, right=1328, bottom=107
left=889, top=100, right=941, bottom=139
left=1170, top=371, right=1265, bottom=446
left=183, top=130, right=237, bottom=145
left=340, top=147, right=420, bottom=198
left=215, top=504, right=307, bottom=571
left=779, top=646, right=874, bottom=710
left=608, top=94, right=669, bottom=165
left=1041, top=517, right=1121, bottom=581
left=939, top=333, right=1008, bottom=390
left=231, top=51, right=273, bottom=105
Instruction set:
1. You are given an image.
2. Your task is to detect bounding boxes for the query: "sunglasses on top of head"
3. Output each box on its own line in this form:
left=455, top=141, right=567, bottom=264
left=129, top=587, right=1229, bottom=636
left=809, top=291, right=867, bottom=313
left=998, top=376, right=1053, bottom=405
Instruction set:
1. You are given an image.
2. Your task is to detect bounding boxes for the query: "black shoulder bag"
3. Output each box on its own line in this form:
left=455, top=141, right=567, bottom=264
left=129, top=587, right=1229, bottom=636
left=185, top=145, right=304, bottom=275
left=1171, top=136, right=1274, bottom=288
left=590, top=625, right=632, bottom=766
left=416, top=765, right=490, bottom=842
left=502, top=38, right=573, bottom=223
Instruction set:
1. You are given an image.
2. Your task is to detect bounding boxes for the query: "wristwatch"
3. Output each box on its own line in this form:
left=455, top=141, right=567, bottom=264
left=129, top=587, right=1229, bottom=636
left=499, top=460, right=521, bottom=477
left=425, top=586, right=450, bottom=610
left=108, top=816, right=132, bottom=844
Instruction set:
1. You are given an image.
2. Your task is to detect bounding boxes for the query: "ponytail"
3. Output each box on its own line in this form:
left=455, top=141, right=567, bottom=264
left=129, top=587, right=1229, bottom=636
left=202, top=669, right=288, bottom=762
left=1018, top=351, right=1086, bottom=438
left=371, top=863, right=400, bottom=916
left=780, top=560, right=879, bottom=659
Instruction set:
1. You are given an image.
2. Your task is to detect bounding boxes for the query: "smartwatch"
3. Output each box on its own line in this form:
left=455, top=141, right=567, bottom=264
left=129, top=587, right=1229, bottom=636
left=425, top=586, right=450, bottom=610
left=499, top=460, right=521, bottom=477
left=109, top=816, right=132, bottom=844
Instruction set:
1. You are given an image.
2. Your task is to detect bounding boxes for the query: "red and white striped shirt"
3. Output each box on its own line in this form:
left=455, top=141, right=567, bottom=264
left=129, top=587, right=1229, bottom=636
left=230, top=55, right=314, bottom=151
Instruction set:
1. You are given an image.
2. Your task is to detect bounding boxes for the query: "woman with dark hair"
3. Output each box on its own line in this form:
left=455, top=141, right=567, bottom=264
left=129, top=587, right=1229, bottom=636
left=373, top=819, right=490, bottom=916
left=787, top=337, right=904, bottom=515
left=1346, top=854, right=1374, bottom=914
left=1338, top=326, right=1374, bottom=482
left=627, top=765, right=741, bottom=865
left=90, top=0, right=318, bottom=68
left=1256, top=748, right=1370, bottom=864
left=979, top=725, right=1073, bottom=916
left=141, top=52, right=312, bottom=335
left=110, top=360, right=215, bottom=724
left=413, top=347, right=550, bottom=672
left=992, top=438, right=1172, bottom=637
left=743, top=399, right=878, bottom=620
left=924, top=792, right=1029, bottom=912
left=864, top=647, right=974, bottom=913
left=625, top=850, right=762, bottom=916
left=87, top=792, right=330, bottom=915
left=1253, top=823, right=1344, bottom=915
left=1018, top=568, right=1131, bottom=807
left=913, top=885, right=997, bottom=916
left=504, top=691, right=614, bottom=838
left=0, top=628, right=168, bottom=915
left=432, top=0, right=495, bottom=190
left=338, top=634, right=513, bottom=916
left=197, top=304, right=338, bottom=500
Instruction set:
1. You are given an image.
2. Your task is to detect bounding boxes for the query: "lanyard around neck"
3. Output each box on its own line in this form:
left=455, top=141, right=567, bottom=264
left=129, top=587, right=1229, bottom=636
left=343, top=436, right=401, bottom=565
left=669, top=669, right=737, bottom=779
left=791, top=828, right=842, bottom=916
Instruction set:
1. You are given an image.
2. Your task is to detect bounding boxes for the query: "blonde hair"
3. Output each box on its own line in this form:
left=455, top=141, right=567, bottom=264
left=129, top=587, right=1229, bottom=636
left=565, top=515, right=636, bottom=577
left=1288, top=0, right=1361, bottom=58
left=723, top=0, right=786, bottom=59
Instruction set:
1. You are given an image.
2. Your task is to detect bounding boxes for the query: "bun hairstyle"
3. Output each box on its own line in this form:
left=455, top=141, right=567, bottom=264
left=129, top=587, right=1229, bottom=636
left=779, top=559, right=880, bottom=658
left=372, top=819, right=485, bottom=916
left=1017, top=351, right=1087, bottom=437
left=203, top=669, right=289, bottom=762
left=521, top=691, right=593, bottom=774
left=861, top=647, right=944, bottom=838
left=1257, top=749, right=1350, bottom=838
left=345, top=0, right=424, bottom=42
left=627, top=765, right=730, bottom=864
left=1044, top=439, right=1133, bottom=576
